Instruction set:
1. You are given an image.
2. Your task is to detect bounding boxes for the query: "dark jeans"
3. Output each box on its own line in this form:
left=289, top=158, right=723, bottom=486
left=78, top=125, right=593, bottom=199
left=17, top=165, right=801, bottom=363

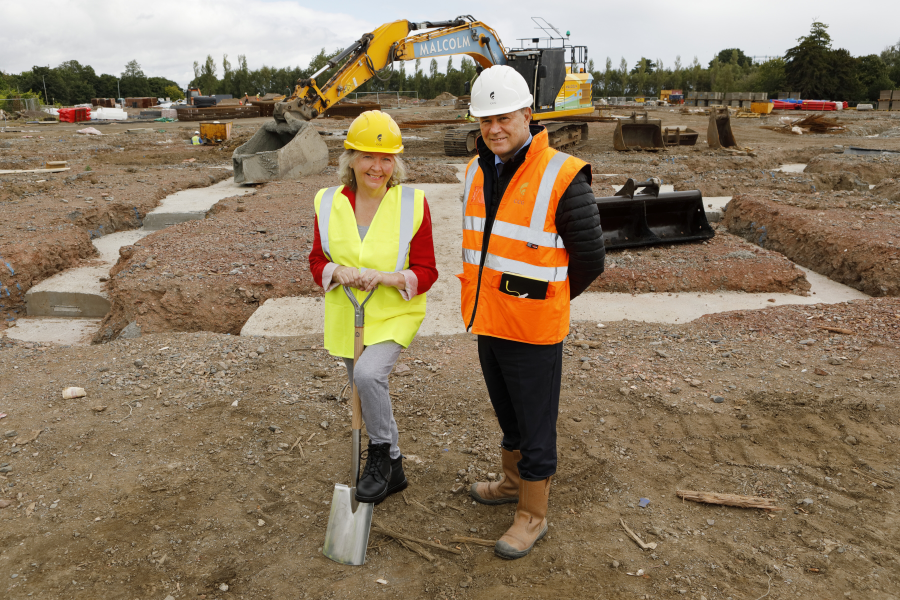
left=477, top=335, right=563, bottom=481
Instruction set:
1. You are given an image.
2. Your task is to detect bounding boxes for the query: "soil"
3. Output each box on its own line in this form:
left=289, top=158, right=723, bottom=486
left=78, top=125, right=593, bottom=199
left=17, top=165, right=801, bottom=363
left=1, top=299, right=898, bottom=599
left=725, top=194, right=900, bottom=296
left=2, top=107, right=900, bottom=600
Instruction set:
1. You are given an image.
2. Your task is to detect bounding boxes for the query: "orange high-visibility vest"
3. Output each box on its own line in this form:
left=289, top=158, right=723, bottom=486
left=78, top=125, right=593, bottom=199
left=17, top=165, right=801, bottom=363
left=457, top=129, right=588, bottom=344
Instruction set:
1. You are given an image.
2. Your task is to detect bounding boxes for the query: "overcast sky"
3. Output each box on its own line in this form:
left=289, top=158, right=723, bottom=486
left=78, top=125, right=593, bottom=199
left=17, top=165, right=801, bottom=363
left=4, top=0, right=899, bottom=87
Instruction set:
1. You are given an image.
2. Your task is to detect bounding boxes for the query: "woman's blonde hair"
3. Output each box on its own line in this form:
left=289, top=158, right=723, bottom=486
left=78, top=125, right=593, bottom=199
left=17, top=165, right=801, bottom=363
left=338, top=149, right=407, bottom=191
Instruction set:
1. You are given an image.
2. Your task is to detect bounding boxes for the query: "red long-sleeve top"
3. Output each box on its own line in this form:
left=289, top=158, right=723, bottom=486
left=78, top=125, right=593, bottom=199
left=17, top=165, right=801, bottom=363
left=309, top=187, right=438, bottom=297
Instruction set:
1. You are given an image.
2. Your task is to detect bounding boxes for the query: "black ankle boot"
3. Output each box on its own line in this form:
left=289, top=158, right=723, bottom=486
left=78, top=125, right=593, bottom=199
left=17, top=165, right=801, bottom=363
left=355, top=442, right=392, bottom=503
left=382, top=455, right=408, bottom=502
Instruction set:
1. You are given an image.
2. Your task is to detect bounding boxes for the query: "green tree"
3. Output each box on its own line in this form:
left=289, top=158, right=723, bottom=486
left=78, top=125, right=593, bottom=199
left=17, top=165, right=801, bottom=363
left=164, top=85, right=184, bottom=101
left=56, top=60, right=98, bottom=104
left=784, top=21, right=833, bottom=98
left=748, top=58, right=786, bottom=96
left=881, top=39, right=900, bottom=86
left=857, top=54, right=893, bottom=100
left=120, top=60, right=150, bottom=97
left=829, top=48, right=863, bottom=100
left=710, top=48, right=752, bottom=69
left=95, top=74, right=119, bottom=98
left=191, top=55, right=219, bottom=96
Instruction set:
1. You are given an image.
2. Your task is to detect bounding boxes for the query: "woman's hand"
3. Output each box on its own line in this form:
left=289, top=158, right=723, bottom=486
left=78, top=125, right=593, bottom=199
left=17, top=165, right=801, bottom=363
left=359, top=270, right=404, bottom=292
left=333, top=265, right=363, bottom=287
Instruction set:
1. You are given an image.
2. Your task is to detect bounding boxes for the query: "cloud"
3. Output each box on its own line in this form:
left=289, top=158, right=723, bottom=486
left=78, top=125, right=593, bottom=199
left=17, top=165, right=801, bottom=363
left=3, top=0, right=899, bottom=87
left=3, top=0, right=374, bottom=86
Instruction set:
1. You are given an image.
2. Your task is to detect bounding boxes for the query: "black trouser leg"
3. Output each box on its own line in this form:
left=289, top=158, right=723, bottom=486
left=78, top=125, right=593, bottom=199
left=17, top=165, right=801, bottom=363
left=477, top=335, right=563, bottom=481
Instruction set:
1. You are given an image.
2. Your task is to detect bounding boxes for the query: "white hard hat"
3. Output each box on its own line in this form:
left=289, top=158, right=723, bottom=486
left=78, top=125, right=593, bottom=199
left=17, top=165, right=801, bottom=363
left=469, top=65, right=533, bottom=117
left=194, top=131, right=200, bottom=134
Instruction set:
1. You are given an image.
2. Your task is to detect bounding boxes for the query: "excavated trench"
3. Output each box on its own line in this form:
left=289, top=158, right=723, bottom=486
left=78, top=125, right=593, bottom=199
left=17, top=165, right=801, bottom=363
left=7, top=177, right=255, bottom=345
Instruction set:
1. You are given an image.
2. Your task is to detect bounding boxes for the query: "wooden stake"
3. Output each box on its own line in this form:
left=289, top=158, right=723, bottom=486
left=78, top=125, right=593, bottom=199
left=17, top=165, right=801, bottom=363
left=450, top=535, right=494, bottom=547
left=619, top=519, right=657, bottom=550
left=371, top=524, right=461, bottom=555
left=676, top=489, right=784, bottom=511
left=397, top=539, right=435, bottom=562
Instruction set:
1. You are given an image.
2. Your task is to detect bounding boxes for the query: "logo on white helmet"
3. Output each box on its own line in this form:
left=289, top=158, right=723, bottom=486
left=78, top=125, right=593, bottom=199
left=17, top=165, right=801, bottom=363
left=490, top=91, right=495, bottom=102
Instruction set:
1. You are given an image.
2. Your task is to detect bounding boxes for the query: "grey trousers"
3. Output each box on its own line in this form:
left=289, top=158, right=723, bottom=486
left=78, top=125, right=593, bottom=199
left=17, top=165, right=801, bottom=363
left=343, top=340, right=402, bottom=459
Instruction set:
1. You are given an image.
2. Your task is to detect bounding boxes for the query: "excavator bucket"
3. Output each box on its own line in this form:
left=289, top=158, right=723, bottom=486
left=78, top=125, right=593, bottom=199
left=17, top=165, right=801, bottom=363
left=232, top=118, right=329, bottom=184
left=613, top=112, right=665, bottom=151
left=662, top=126, right=699, bottom=146
left=596, top=179, right=714, bottom=249
left=707, top=108, right=738, bottom=150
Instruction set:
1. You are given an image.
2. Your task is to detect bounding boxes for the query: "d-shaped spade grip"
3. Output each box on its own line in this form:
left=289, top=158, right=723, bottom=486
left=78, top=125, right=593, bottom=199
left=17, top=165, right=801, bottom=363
left=342, top=285, right=376, bottom=326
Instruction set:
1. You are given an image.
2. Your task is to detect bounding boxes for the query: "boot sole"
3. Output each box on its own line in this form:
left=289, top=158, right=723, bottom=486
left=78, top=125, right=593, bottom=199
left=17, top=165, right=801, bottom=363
left=374, top=477, right=408, bottom=505
left=469, top=483, right=518, bottom=505
left=494, top=524, right=548, bottom=560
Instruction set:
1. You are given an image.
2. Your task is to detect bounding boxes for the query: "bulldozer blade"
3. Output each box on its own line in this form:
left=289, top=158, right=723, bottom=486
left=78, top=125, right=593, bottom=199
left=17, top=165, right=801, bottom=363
left=596, top=195, right=658, bottom=249
left=596, top=179, right=715, bottom=249
left=707, top=108, right=738, bottom=150
left=613, top=112, right=666, bottom=151
left=662, top=127, right=699, bottom=146
left=643, top=191, right=715, bottom=243
left=232, top=119, right=328, bottom=184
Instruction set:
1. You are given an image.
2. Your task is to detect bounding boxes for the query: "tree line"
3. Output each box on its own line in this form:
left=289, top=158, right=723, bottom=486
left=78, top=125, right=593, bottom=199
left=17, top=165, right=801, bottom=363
left=593, top=23, right=900, bottom=101
left=0, top=60, right=180, bottom=106
left=2, top=21, right=899, bottom=107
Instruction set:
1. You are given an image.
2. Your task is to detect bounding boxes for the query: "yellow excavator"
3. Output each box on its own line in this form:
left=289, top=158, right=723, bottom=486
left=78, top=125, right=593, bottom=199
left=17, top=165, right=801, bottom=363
left=233, top=16, right=596, bottom=183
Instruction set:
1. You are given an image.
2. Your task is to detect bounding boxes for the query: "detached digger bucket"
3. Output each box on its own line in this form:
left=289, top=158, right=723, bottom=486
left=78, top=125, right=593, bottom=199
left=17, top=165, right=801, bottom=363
left=613, top=112, right=665, bottom=151
left=232, top=119, right=328, bottom=184
left=596, top=179, right=715, bottom=249
left=707, top=108, right=738, bottom=150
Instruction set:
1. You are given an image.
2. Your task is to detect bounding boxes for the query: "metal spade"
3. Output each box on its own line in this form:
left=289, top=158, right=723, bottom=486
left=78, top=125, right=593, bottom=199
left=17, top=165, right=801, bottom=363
left=322, top=285, right=376, bottom=565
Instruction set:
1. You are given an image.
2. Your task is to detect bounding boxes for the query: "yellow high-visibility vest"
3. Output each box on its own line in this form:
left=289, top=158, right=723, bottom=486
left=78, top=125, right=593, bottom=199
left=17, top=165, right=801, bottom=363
left=314, top=185, right=427, bottom=358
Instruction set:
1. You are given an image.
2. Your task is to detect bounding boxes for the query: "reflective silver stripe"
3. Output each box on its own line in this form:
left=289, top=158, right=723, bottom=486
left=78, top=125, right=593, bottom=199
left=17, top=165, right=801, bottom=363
left=463, top=215, right=485, bottom=233
left=484, top=253, right=568, bottom=282
left=318, top=186, right=341, bottom=261
left=490, top=221, right=564, bottom=249
left=463, top=248, right=481, bottom=266
left=462, top=249, right=568, bottom=282
left=396, top=186, right=416, bottom=272
left=462, top=162, right=479, bottom=225
left=527, top=152, right=569, bottom=245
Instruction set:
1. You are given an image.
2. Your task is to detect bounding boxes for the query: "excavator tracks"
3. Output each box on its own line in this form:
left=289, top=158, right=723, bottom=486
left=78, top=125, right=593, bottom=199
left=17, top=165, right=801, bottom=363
left=442, top=121, right=589, bottom=156
left=443, top=124, right=481, bottom=156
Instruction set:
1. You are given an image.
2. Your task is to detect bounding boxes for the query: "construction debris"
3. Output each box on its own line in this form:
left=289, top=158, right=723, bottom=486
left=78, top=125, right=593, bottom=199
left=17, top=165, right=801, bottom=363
left=762, top=114, right=845, bottom=135
left=676, top=490, right=785, bottom=511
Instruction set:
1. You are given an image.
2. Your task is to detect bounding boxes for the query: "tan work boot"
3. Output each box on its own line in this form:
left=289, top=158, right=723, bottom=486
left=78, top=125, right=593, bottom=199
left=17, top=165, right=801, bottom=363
left=494, top=477, right=550, bottom=560
left=469, top=448, right=521, bottom=505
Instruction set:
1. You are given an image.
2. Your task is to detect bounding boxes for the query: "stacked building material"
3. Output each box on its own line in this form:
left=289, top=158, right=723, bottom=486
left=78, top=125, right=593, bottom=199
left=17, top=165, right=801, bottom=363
left=175, top=105, right=260, bottom=121
left=125, top=97, right=155, bottom=109
left=91, top=98, right=116, bottom=108
left=58, top=107, right=90, bottom=123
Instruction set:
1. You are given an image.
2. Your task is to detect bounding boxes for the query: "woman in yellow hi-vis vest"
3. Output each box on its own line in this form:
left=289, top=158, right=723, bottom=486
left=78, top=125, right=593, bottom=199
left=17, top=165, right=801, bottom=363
left=309, top=110, right=438, bottom=504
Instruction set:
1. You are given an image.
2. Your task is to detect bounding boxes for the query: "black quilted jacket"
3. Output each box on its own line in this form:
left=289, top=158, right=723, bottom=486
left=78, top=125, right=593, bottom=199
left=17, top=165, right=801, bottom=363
left=474, top=124, right=606, bottom=300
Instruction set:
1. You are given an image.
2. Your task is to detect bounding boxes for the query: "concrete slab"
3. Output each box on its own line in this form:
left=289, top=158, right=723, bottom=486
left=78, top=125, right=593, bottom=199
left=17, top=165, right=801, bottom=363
left=240, top=179, right=867, bottom=338
left=5, top=318, right=101, bottom=346
left=774, top=163, right=807, bottom=173
left=142, top=179, right=255, bottom=231
left=25, top=230, right=150, bottom=318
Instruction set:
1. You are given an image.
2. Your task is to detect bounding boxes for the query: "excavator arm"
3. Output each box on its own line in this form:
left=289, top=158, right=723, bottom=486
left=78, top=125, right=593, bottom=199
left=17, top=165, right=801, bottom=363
left=274, top=16, right=506, bottom=122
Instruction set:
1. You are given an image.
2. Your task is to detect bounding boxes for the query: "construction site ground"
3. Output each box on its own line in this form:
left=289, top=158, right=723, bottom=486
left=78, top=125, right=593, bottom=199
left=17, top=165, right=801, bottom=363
left=1, top=106, right=899, bottom=600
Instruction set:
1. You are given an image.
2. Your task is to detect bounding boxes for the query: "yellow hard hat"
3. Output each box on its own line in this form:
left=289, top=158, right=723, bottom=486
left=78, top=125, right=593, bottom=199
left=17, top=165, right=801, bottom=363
left=344, top=110, right=403, bottom=153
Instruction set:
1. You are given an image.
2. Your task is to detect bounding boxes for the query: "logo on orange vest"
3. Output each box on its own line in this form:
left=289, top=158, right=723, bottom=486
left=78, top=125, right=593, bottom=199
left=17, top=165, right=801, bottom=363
left=472, top=186, right=485, bottom=205
left=513, top=182, right=529, bottom=204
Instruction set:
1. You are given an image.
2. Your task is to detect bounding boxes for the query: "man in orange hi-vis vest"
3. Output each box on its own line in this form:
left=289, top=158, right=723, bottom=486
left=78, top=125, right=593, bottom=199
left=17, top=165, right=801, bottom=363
left=459, top=65, right=606, bottom=560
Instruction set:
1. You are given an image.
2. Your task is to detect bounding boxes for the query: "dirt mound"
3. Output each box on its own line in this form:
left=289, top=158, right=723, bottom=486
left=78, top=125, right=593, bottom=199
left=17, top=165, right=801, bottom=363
left=872, top=178, right=900, bottom=201
left=725, top=193, right=900, bottom=296
left=805, top=153, right=900, bottom=184
left=95, top=176, right=333, bottom=341
left=404, top=162, right=460, bottom=184
left=593, top=230, right=810, bottom=294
